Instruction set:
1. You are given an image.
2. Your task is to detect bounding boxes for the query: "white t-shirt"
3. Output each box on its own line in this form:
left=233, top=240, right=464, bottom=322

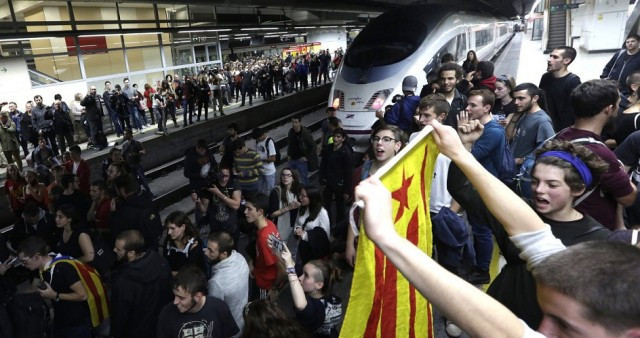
left=297, top=208, right=330, bottom=241
left=429, top=154, right=453, bottom=213
left=255, top=138, right=276, bottom=175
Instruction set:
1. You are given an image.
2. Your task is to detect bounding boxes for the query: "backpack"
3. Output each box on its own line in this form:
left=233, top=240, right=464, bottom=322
left=264, top=137, right=281, bottom=165
left=94, top=130, right=108, bottom=149
left=7, top=292, right=50, bottom=338
left=497, top=136, right=516, bottom=185
left=514, top=133, right=605, bottom=203
left=42, top=255, right=110, bottom=328
left=87, top=229, right=116, bottom=279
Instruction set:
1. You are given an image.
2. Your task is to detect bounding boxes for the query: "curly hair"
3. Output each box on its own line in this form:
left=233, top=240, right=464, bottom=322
left=533, top=140, right=609, bottom=192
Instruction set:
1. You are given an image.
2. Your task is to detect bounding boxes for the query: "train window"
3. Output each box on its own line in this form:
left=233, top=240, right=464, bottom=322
left=475, top=28, right=494, bottom=48
left=456, top=34, right=467, bottom=62
left=422, top=37, right=457, bottom=76
left=499, top=25, right=507, bottom=36
left=344, top=18, right=428, bottom=68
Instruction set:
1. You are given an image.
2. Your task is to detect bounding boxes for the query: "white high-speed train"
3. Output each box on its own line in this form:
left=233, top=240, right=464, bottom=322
left=330, top=5, right=515, bottom=151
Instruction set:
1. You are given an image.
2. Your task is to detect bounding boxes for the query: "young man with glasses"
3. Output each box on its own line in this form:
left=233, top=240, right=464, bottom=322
left=539, top=46, right=581, bottom=130
left=17, top=236, right=93, bottom=338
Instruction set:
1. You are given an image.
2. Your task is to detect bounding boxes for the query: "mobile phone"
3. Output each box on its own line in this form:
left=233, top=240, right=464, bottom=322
left=269, top=233, right=284, bottom=253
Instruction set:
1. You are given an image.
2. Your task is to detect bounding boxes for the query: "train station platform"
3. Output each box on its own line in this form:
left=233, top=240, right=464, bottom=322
left=497, top=30, right=615, bottom=85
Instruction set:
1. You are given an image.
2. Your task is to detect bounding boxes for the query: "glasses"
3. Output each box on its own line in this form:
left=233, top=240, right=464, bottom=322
left=19, top=256, right=32, bottom=265
left=281, top=173, right=292, bottom=178
left=371, top=136, right=397, bottom=145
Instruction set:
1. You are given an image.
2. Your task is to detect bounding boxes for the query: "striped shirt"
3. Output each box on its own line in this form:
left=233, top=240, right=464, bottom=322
left=234, top=149, right=264, bottom=185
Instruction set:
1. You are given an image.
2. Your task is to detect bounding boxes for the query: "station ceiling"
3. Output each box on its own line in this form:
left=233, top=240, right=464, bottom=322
left=69, top=0, right=536, bottom=22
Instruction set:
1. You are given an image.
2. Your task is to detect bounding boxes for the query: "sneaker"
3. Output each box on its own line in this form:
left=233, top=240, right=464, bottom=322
left=140, top=129, right=145, bottom=134
left=445, top=320, right=462, bottom=337
left=467, top=269, right=490, bottom=285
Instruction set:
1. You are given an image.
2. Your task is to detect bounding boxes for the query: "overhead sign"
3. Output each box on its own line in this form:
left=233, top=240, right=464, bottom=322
left=550, top=3, right=580, bottom=12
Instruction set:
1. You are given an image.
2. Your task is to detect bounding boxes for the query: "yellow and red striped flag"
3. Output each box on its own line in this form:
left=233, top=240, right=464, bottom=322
left=341, top=128, right=439, bottom=338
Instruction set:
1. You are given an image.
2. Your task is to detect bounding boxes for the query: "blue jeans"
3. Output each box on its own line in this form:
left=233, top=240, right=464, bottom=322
left=288, top=159, right=309, bottom=186
left=258, top=173, right=276, bottom=195
left=133, top=163, right=151, bottom=193
left=182, top=99, right=193, bottom=125
left=107, top=107, right=123, bottom=135
left=128, top=104, right=143, bottom=130
left=468, top=213, right=493, bottom=271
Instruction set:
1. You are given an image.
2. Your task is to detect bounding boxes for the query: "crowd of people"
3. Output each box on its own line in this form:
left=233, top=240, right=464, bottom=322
left=2, top=31, right=640, bottom=338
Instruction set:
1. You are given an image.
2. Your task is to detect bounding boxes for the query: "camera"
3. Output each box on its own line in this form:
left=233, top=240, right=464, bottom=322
left=391, top=94, right=404, bottom=103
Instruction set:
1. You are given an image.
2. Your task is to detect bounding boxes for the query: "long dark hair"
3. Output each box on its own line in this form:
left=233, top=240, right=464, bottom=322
left=164, top=211, right=200, bottom=245
left=57, top=204, right=82, bottom=231
left=243, top=300, right=310, bottom=338
left=277, top=167, right=302, bottom=205
left=465, top=50, right=478, bottom=68
left=299, top=187, right=323, bottom=223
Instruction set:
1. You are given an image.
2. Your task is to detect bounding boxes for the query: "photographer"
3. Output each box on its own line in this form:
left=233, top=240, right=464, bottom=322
left=31, top=95, right=59, bottom=156
left=381, top=75, right=421, bottom=135
left=192, top=166, right=241, bottom=244
left=80, top=85, right=106, bottom=149
left=184, top=139, right=218, bottom=191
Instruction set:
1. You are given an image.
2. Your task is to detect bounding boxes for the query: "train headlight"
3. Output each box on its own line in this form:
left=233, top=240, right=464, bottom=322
left=332, top=97, right=340, bottom=109
left=332, top=90, right=344, bottom=109
left=371, top=97, right=385, bottom=110
left=366, top=89, right=392, bottom=111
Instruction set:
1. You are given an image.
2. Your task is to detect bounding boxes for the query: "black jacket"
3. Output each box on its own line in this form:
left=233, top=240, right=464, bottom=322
left=319, top=144, right=353, bottom=189
left=287, top=126, right=319, bottom=171
left=110, top=250, right=172, bottom=338
left=109, top=190, right=161, bottom=250
left=52, top=107, right=73, bottom=134
left=183, top=146, right=217, bottom=191
left=80, top=94, right=103, bottom=121
left=10, top=208, right=56, bottom=250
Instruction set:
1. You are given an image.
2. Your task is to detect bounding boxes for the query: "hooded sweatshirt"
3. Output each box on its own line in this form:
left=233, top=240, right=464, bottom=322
left=208, top=250, right=250, bottom=338
left=110, top=250, right=172, bottom=338
left=109, top=189, right=162, bottom=250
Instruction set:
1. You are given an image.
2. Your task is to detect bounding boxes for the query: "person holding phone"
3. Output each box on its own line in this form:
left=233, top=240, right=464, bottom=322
left=270, top=240, right=342, bottom=338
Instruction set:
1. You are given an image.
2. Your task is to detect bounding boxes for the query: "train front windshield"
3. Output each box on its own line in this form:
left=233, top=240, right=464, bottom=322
left=344, top=19, right=428, bottom=69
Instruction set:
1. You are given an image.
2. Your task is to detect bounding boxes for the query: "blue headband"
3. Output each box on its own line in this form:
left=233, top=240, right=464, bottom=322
left=538, top=151, right=593, bottom=187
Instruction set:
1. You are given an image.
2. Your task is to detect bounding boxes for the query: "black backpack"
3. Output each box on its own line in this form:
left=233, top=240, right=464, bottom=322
left=264, top=137, right=281, bottom=165
left=7, top=293, right=51, bottom=338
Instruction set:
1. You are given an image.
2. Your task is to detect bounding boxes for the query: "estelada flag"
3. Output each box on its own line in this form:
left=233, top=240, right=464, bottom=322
left=341, top=127, right=439, bottom=338
left=41, top=255, right=110, bottom=327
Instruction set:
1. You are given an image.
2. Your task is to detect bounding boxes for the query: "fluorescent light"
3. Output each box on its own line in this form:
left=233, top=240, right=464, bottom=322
left=234, top=34, right=249, bottom=36
left=319, top=25, right=338, bottom=28
left=178, top=29, right=232, bottom=33
left=0, top=37, right=52, bottom=42
left=294, top=26, right=316, bottom=29
left=240, top=27, right=279, bottom=31
left=79, top=32, right=161, bottom=38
